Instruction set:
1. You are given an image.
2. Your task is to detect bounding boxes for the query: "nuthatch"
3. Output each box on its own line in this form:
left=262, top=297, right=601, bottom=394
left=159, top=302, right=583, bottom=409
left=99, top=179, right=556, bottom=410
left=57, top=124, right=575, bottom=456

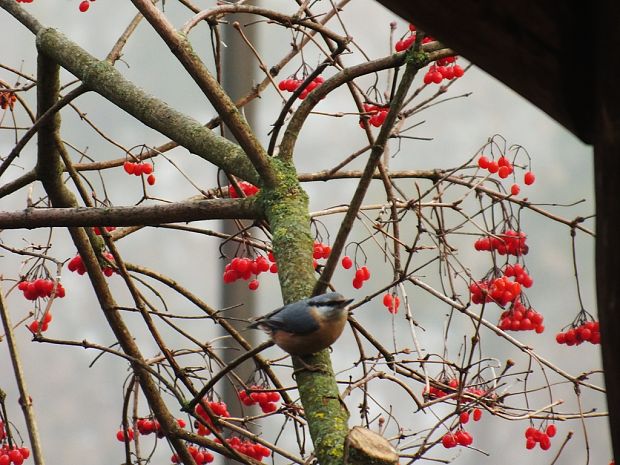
left=248, top=292, right=353, bottom=356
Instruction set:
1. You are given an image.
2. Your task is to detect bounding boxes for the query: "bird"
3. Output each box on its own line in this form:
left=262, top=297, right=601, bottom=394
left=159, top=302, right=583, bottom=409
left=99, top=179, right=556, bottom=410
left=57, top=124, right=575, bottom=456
left=248, top=292, right=353, bottom=356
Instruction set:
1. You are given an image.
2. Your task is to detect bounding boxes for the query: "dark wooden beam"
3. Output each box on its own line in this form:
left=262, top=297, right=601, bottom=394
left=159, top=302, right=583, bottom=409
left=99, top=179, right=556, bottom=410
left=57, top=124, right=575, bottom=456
left=375, top=0, right=594, bottom=143
left=594, top=1, right=620, bottom=461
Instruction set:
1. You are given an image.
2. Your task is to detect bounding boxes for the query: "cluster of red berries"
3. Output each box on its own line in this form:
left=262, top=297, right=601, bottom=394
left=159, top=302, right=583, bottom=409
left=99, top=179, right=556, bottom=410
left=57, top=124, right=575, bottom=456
left=27, top=311, right=53, bottom=334
left=459, top=408, right=483, bottom=424
left=394, top=34, right=416, bottom=52
left=441, top=429, right=473, bottom=448
left=477, top=154, right=536, bottom=193
left=222, top=256, right=273, bottom=290
left=17, top=278, right=65, bottom=300
left=116, top=418, right=186, bottom=443
left=228, top=181, right=259, bottom=198
left=359, top=104, right=389, bottom=128
left=423, top=377, right=462, bottom=399
left=423, top=62, right=464, bottom=85
left=222, top=242, right=331, bottom=290
left=556, top=321, right=600, bottom=346
left=424, top=378, right=492, bottom=403
left=194, top=400, right=230, bottom=436
left=93, top=226, right=116, bottom=235
left=382, top=292, right=401, bottom=314
left=469, top=276, right=522, bottom=306
left=67, top=252, right=116, bottom=276
left=311, top=241, right=332, bottom=270
left=473, top=229, right=529, bottom=256
left=123, top=161, right=156, bottom=185
left=277, top=76, right=324, bottom=100
left=238, top=386, right=281, bottom=414
left=135, top=417, right=186, bottom=438
left=499, top=301, right=545, bottom=333
left=219, top=437, right=271, bottom=462
left=0, top=92, right=16, bottom=110
left=0, top=445, right=30, bottom=465
left=525, top=425, right=556, bottom=450
left=478, top=155, right=515, bottom=179
left=115, top=428, right=134, bottom=442
left=171, top=446, right=214, bottom=464
left=394, top=24, right=434, bottom=52
left=502, top=263, right=534, bottom=288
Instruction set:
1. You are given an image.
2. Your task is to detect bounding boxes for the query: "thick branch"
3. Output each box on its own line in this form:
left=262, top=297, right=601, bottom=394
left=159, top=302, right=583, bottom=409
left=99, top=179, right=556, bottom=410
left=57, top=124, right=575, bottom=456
left=259, top=159, right=350, bottom=465
left=0, top=198, right=260, bottom=229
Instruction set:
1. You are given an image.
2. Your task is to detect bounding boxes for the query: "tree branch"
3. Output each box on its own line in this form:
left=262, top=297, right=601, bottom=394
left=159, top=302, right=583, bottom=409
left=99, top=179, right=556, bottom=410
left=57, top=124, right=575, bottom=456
left=0, top=198, right=261, bottom=229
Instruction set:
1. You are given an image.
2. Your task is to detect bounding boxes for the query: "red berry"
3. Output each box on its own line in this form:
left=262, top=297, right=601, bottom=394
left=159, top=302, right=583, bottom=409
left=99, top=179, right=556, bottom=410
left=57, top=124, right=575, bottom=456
left=260, top=402, right=277, bottom=413
left=341, top=256, right=353, bottom=269
left=487, top=161, right=499, bottom=173
left=123, top=161, right=135, bottom=174
left=546, top=424, right=557, bottom=437
left=472, top=408, right=482, bottom=421
left=459, top=411, right=470, bottom=424
left=7, top=451, right=22, bottom=465
left=441, top=433, right=457, bottom=448
left=352, top=278, right=363, bottom=289
left=478, top=155, right=490, bottom=169
left=453, top=65, right=464, bottom=77
left=498, top=165, right=511, bottom=178
left=79, top=1, right=90, bottom=12
left=510, top=183, right=521, bottom=196
left=524, top=171, right=536, bottom=185
left=455, top=430, right=473, bottom=446
left=248, top=279, right=259, bottom=291
left=116, top=428, right=133, bottom=442
left=141, top=163, right=153, bottom=175
left=539, top=433, right=551, bottom=450
left=147, top=174, right=156, bottom=185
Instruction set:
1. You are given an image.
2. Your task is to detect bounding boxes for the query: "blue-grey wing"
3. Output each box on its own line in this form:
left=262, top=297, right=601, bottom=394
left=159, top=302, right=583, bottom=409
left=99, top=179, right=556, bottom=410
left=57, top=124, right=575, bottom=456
left=262, top=300, right=321, bottom=334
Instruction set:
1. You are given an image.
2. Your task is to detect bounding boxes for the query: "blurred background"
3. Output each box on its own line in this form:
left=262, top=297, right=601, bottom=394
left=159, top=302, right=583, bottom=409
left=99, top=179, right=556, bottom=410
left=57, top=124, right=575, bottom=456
left=0, top=1, right=608, bottom=464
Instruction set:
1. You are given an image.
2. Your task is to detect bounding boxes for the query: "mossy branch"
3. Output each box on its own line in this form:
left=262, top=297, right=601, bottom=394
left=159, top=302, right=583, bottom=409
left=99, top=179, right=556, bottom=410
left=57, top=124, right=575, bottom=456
left=259, top=158, right=350, bottom=465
